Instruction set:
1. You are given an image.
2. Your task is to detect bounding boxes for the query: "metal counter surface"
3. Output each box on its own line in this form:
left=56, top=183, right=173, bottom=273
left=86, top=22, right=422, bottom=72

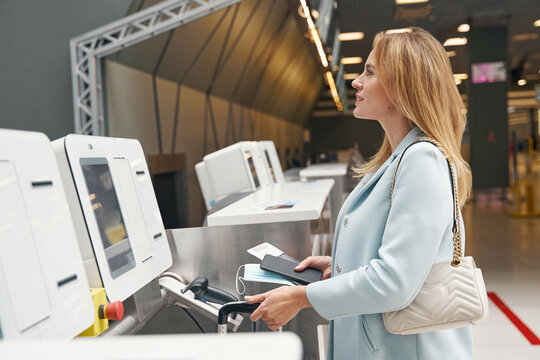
left=163, top=224, right=328, bottom=360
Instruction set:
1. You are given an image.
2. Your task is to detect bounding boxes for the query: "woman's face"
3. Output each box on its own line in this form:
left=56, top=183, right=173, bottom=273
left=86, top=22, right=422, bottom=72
left=351, top=51, right=395, bottom=121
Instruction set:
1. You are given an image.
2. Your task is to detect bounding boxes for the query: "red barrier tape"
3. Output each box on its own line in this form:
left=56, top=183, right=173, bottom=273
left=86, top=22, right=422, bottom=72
left=487, top=291, right=540, bottom=345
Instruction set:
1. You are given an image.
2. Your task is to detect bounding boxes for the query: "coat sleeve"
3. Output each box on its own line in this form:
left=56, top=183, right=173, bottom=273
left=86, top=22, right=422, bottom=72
left=306, top=143, right=454, bottom=319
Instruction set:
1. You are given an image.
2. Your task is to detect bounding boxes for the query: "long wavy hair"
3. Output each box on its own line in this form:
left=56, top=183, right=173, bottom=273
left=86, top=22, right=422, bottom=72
left=357, top=27, right=471, bottom=207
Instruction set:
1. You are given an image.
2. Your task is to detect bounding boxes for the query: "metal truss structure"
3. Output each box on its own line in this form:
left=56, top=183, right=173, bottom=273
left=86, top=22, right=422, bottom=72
left=70, top=0, right=242, bottom=135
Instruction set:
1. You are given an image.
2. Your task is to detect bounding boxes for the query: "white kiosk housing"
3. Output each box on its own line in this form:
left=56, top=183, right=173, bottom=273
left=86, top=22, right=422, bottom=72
left=53, top=135, right=172, bottom=302
left=194, top=161, right=216, bottom=211
left=0, top=129, right=94, bottom=339
left=202, top=141, right=272, bottom=204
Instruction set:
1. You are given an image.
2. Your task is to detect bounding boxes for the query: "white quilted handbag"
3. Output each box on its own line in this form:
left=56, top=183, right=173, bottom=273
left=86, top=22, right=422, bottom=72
left=383, top=139, right=489, bottom=335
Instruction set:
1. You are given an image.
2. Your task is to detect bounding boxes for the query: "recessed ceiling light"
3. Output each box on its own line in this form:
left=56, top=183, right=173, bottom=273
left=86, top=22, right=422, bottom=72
left=457, top=24, right=470, bottom=33
left=534, top=19, right=540, bottom=27
left=517, top=79, right=527, bottom=86
left=338, top=32, right=364, bottom=41
left=385, top=28, right=412, bottom=34
left=395, top=0, right=429, bottom=4
left=444, top=37, right=467, bottom=46
left=341, top=57, right=363, bottom=65
left=512, top=33, right=539, bottom=41
left=446, top=51, right=457, bottom=57
left=343, top=73, right=360, bottom=80
left=454, top=73, right=468, bottom=80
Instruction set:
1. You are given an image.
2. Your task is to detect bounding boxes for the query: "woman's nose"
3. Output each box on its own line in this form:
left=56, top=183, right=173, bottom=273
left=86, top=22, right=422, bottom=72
left=352, top=77, right=363, bottom=90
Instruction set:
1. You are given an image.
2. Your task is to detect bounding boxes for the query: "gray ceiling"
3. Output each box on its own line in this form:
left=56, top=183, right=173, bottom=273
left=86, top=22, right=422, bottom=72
left=110, top=0, right=323, bottom=125
left=336, top=0, right=540, bottom=91
left=111, top=0, right=540, bottom=121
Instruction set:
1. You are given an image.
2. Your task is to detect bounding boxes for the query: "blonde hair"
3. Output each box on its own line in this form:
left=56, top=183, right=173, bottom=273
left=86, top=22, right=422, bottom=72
left=358, top=27, right=471, bottom=207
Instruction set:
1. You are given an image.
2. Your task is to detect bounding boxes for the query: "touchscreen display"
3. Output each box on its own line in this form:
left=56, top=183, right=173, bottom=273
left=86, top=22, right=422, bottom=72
left=244, top=151, right=260, bottom=188
left=80, top=158, right=135, bottom=279
left=264, top=150, right=277, bottom=183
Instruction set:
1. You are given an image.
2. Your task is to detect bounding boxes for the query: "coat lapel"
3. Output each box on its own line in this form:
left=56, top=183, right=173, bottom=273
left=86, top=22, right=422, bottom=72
left=331, top=127, right=422, bottom=257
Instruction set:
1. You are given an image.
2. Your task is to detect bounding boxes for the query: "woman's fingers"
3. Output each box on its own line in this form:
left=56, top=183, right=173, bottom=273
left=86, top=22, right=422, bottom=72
left=246, top=291, right=272, bottom=321
left=294, top=256, right=313, bottom=271
left=250, top=306, right=263, bottom=322
left=267, top=323, right=281, bottom=331
left=295, top=256, right=332, bottom=272
left=244, top=292, right=269, bottom=303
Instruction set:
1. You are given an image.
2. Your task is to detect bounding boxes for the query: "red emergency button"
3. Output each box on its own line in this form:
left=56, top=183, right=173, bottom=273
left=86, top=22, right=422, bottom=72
left=105, top=301, right=124, bottom=321
left=98, top=301, right=124, bottom=321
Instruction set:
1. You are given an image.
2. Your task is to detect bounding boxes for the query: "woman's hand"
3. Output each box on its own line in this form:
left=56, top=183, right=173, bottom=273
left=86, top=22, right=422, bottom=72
left=245, top=286, right=311, bottom=331
left=295, top=256, right=332, bottom=280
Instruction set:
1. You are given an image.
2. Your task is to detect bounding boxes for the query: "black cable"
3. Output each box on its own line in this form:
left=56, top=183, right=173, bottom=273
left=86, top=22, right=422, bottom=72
left=181, top=307, right=205, bottom=333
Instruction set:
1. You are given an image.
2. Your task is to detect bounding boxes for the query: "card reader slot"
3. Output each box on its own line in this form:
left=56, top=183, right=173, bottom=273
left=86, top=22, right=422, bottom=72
left=153, top=232, right=162, bottom=239
left=31, top=180, right=53, bottom=187
left=57, top=274, right=78, bottom=288
left=136, top=170, right=145, bottom=175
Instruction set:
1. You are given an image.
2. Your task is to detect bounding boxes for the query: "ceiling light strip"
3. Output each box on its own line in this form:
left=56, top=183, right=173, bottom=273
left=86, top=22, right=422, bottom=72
left=325, top=71, right=343, bottom=111
left=300, top=0, right=328, bottom=67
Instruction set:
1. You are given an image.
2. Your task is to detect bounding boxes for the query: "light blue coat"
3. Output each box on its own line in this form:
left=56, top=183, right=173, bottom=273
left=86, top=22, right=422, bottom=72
left=306, top=127, right=473, bottom=359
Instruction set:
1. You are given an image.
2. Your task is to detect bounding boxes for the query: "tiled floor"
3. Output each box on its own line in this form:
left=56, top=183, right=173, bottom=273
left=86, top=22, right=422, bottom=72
left=465, top=190, right=540, bottom=359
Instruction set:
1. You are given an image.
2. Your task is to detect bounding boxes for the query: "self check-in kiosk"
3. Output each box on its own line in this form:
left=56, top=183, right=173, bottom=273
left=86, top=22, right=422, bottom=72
left=202, top=141, right=272, bottom=204
left=197, top=141, right=284, bottom=211
left=0, top=129, right=94, bottom=339
left=53, top=134, right=241, bottom=335
left=52, top=135, right=172, bottom=302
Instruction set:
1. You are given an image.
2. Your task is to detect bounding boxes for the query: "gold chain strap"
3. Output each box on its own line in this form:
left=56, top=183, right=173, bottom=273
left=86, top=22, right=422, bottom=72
left=390, top=139, right=463, bottom=267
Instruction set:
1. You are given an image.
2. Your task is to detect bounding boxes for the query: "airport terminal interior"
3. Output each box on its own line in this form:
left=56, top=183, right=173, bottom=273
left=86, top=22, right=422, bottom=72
left=1, top=0, right=540, bottom=359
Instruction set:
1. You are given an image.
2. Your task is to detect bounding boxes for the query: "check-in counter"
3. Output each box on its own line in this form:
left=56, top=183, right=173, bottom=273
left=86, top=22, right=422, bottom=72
left=207, top=179, right=335, bottom=257
left=0, top=333, right=303, bottom=360
left=300, top=163, right=349, bottom=230
left=207, top=179, right=334, bottom=226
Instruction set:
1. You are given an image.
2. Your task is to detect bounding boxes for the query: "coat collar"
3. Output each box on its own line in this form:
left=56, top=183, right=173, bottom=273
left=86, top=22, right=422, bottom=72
left=359, top=126, right=422, bottom=191
left=333, top=126, right=423, bottom=244
left=389, top=126, right=423, bottom=162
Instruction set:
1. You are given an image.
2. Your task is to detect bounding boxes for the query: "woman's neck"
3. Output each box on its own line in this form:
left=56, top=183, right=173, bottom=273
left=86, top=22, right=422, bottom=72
left=379, top=116, right=413, bottom=152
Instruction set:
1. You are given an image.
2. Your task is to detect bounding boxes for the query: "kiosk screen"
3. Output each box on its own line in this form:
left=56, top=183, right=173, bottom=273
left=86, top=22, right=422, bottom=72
left=264, top=150, right=277, bottom=183
left=244, top=151, right=260, bottom=188
left=80, top=158, right=135, bottom=279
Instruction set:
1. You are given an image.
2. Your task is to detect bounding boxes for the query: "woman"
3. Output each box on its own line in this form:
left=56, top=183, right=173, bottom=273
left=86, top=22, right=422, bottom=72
left=245, top=27, right=473, bottom=359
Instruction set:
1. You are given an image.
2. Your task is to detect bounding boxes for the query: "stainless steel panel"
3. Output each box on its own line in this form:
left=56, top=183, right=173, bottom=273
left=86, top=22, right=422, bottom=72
left=165, top=222, right=329, bottom=360
left=133, top=279, right=163, bottom=322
